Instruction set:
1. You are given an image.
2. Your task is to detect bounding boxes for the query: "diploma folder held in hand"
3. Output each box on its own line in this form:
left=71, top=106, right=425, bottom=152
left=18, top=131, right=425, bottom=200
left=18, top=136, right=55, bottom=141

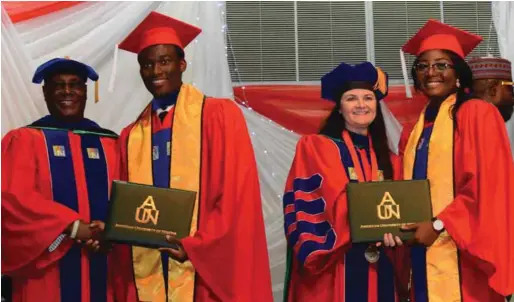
left=104, top=180, right=197, bottom=248
left=346, top=179, right=432, bottom=243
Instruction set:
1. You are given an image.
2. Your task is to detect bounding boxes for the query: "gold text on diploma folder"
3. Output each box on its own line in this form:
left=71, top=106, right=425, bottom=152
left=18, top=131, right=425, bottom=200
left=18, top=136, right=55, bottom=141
left=135, top=196, right=160, bottom=225
left=377, top=192, right=400, bottom=220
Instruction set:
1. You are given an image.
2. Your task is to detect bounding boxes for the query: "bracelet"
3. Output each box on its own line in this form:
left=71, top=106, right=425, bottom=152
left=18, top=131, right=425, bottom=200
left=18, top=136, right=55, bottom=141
left=70, top=220, right=80, bottom=239
left=49, top=234, right=66, bottom=252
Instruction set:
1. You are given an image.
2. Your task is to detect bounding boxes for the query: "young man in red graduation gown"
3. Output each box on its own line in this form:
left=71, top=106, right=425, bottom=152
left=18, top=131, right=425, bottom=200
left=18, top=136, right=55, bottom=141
left=398, top=20, right=514, bottom=301
left=114, top=11, right=273, bottom=302
left=2, top=58, right=125, bottom=302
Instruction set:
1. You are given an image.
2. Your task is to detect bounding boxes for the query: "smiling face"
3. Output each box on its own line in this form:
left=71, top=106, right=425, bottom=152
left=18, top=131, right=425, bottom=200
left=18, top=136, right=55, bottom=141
left=43, top=73, right=87, bottom=122
left=414, top=49, right=458, bottom=98
left=339, top=88, right=377, bottom=134
left=138, top=44, right=186, bottom=98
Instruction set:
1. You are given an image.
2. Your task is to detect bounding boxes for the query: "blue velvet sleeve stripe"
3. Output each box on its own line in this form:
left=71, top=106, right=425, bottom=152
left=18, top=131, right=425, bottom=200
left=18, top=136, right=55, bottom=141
left=283, top=191, right=294, bottom=207
left=295, top=220, right=332, bottom=238
left=284, top=172, right=336, bottom=266
left=283, top=191, right=295, bottom=235
left=288, top=220, right=336, bottom=265
left=292, top=173, right=322, bottom=193
left=296, top=228, right=336, bottom=265
left=294, top=198, right=326, bottom=214
left=284, top=212, right=296, bottom=233
left=286, top=210, right=333, bottom=249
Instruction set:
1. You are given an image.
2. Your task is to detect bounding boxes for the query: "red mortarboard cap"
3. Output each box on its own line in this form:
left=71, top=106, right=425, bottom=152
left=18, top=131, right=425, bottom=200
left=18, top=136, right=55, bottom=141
left=402, top=19, right=483, bottom=58
left=118, top=11, right=202, bottom=54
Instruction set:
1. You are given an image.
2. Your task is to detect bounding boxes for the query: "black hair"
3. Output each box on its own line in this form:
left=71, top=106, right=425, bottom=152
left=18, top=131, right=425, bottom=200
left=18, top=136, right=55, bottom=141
left=411, top=50, right=474, bottom=124
left=137, top=44, right=185, bottom=62
left=173, top=45, right=185, bottom=60
left=319, top=92, right=394, bottom=180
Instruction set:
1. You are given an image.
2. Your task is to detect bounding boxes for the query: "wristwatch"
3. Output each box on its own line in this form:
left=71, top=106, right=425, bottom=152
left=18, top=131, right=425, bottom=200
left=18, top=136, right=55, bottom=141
left=432, top=218, right=445, bottom=233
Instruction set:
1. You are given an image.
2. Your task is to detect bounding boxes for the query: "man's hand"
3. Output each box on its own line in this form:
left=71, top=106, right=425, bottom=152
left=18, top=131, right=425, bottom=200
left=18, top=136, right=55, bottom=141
left=75, top=220, right=110, bottom=253
left=401, top=221, right=439, bottom=246
left=68, top=220, right=93, bottom=241
left=158, top=233, right=188, bottom=263
left=89, top=220, right=105, bottom=235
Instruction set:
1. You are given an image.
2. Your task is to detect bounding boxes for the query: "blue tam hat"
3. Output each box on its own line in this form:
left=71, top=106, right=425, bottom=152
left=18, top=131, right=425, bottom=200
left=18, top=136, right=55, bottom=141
left=321, top=62, right=388, bottom=102
left=32, top=58, right=99, bottom=84
left=32, top=57, right=100, bottom=102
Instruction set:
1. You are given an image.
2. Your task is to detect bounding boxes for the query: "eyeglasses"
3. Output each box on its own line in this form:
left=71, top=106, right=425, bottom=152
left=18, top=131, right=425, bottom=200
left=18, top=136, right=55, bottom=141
left=414, top=62, right=454, bottom=73
left=501, top=81, right=514, bottom=95
left=48, top=82, right=86, bottom=91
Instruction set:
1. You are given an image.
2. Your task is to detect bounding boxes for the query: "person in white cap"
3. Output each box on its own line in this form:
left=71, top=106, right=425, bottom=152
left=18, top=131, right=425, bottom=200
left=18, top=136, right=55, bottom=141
left=469, top=56, right=514, bottom=122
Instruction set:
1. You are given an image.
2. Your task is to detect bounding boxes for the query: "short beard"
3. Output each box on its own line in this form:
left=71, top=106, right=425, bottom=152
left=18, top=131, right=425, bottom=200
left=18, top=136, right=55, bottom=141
left=496, top=103, right=514, bottom=122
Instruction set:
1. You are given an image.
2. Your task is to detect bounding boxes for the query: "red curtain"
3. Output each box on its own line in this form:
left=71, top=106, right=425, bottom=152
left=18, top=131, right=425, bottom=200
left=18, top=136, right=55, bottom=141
left=233, top=85, right=427, bottom=135
left=2, top=1, right=82, bottom=23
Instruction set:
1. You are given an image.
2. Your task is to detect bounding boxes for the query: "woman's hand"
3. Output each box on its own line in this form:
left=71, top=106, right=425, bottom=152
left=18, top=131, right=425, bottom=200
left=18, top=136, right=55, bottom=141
left=376, top=233, right=403, bottom=248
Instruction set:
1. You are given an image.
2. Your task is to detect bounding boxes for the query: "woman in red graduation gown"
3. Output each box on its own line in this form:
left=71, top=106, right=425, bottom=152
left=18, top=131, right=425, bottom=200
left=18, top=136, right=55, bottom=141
left=399, top=20, right=514, bottom=302
left=283, top=62, right=408, bottom=302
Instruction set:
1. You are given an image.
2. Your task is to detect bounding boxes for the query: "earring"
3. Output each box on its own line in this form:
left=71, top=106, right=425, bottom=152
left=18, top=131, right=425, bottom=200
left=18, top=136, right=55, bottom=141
left=456, top=79, right=461, bottom=88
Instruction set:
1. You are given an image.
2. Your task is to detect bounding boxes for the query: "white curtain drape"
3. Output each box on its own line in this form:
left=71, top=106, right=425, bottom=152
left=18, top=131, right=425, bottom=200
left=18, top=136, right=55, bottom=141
left=241, top=106, right=299, bottom=301
left=1, top=2, right=403, bottom=300
left=492, top=1, right=514, bottom=157
left=1, top=6, right=46, bottom=135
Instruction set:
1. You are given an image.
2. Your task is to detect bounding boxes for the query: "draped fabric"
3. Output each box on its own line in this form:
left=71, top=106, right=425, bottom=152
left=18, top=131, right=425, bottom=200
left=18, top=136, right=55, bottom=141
left=2, top=2, right=82, bottom=23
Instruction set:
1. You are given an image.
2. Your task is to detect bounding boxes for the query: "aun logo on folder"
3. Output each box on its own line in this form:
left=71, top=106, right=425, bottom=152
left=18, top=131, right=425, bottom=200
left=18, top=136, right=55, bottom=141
left=346, top=180, right=432, bottom=243
left=104, top=180, right=197, bottom=248
left=377, top=192, right=400, bottom=220
left=135, top=196, right=160, bottom=225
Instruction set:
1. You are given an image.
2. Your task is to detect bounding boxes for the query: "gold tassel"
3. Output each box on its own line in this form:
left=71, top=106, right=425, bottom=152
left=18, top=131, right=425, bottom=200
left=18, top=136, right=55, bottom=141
left=374, top=67, right=388, bottom=97
left=64, top=56, right=70, bottom=59
left=95, top=81, right=99, bottom=103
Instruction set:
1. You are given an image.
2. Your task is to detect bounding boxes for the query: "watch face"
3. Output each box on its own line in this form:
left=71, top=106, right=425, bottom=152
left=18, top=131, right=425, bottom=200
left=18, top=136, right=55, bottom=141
left=433, top=219, right=444, bottom=231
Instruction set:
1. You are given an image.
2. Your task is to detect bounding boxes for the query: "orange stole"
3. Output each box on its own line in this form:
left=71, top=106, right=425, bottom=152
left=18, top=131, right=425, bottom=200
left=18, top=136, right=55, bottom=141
left=403, top=94, right=461, bottom=302
left=127, top=84, right=204, bottom=302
